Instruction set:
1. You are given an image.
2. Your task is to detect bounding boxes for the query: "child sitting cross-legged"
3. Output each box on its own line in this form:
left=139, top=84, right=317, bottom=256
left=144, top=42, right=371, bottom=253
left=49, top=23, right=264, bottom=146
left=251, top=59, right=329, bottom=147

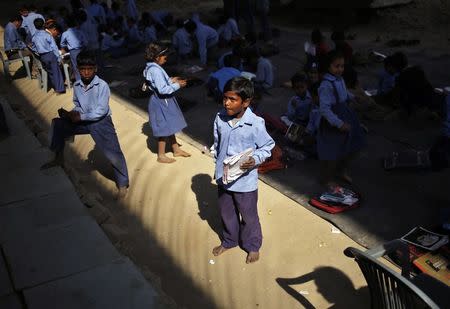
left=280, top=72, right=312, bottom=127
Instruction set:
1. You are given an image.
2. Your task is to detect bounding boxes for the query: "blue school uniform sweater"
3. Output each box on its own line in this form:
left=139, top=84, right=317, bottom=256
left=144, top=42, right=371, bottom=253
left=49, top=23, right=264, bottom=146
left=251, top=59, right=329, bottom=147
left=218, top=18, right=240, bottom=42
left=21, top=12, right=44, bottom=38
left=378, top=69, right=398, bottom=95
left=194, top=23, right=218, bottom=65
left=4, top=22, right=26, bottom=50
left=31, top=30, right=61, bottom=60
left=87, top=3, right=106, bottom=24
left=319, top=73, right=352, bottom=128
left=142, top=25, right=157, bottom=44
left=213, top=108, right=275, bottom=192
left=255, top=57, right=274, bottom=88
left=72, top=76, right=111, bottom=121
left=60, top=27, right=87, bottom=51
left=209, top=67, right=241, bottom=92
left=172, top=28, right=192, bottom=56
left=286, top=92, right=312, bottom=125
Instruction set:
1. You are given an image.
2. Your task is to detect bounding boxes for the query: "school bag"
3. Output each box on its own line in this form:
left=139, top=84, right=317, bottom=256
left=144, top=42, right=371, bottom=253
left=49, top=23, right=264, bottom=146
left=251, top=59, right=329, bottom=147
left=258, top=145, right=286, bottom=174
left=309, top=186, right=360, bottom=214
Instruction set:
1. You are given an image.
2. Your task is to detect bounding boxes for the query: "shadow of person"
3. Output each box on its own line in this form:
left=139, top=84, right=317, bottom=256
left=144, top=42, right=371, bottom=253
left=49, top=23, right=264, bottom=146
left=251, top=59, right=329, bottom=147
left=276, top=266, right=369, bottom=309
left=191, top=173, right=222, bottom=239
left=141, top=122, right=158, bottom=154
left=85, top=144, right=116, bottom=182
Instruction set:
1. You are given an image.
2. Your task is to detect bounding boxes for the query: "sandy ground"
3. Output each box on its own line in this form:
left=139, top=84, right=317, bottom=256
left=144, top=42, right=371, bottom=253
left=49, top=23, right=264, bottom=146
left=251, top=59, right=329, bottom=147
left=3, top=1, right=449, bottom=308
left=0, top=69, right=369, bottom=308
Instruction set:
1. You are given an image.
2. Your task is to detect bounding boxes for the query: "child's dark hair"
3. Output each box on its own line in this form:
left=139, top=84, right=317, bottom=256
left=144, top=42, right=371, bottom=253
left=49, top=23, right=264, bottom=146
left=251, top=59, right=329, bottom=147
left=145, top=42, right=170, bottom=62
left=223, top=54, right=241, bottom=69
left=65, top=15, right=78, bottom=28
left=391, top=51, right=408, bottom=71
left=223, top=77, right=254, bottom=101
left=184, top=20, right=197, bottom=33
left=77, top=50, right=97, bottom=67
left=321, top=49, right=345, bottom=73
left=33, top=18, right=45, bottom=30
left=291, top=72, right=308, bottom=87
left=311, top=28, right=323, bottom=44
left=10, top=15, right=23, bottom=23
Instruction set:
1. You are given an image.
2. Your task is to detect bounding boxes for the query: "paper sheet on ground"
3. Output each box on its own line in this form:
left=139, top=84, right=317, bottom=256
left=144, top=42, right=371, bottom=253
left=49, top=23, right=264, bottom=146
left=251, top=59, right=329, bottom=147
left=222, top=148, right=254, bottom=185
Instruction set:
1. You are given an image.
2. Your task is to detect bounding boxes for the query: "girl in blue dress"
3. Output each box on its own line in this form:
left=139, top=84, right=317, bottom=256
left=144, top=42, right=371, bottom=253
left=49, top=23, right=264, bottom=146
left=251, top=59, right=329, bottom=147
left=143, top=43, right=191, bottom=163
left=317, top=50, right=366, bottom=187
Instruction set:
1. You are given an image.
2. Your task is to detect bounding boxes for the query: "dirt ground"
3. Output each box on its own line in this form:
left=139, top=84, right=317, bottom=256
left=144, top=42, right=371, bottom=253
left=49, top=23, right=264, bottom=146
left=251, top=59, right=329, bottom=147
left=2, top=1, right=449, bottom=308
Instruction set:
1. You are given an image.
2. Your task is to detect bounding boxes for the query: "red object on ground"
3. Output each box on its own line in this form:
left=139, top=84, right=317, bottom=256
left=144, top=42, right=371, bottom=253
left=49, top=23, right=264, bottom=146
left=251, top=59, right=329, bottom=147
left=258, top=145, right=285, bottom=174
left=309, top=197, right=360, bottom=214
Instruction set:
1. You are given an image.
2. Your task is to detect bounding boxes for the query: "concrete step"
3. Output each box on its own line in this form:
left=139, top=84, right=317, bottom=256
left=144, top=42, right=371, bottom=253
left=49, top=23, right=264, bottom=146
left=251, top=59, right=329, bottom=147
left=0, top=190, right=88, bottom=245
left=24, top=258, right=162, bottom=309
left=2, top=216, right=122, bottom=290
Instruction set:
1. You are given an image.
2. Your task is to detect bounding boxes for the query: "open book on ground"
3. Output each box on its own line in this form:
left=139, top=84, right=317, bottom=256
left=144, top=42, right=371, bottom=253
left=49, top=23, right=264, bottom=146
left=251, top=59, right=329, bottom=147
left=401, top=227, right=449, bottom=251
left=222, top=148, right=254, bottom=185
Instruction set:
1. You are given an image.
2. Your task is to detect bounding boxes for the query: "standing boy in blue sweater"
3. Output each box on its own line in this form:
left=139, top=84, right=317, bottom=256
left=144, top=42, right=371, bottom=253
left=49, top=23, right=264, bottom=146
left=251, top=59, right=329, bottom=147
left=212, top=77, right=274, bottom=263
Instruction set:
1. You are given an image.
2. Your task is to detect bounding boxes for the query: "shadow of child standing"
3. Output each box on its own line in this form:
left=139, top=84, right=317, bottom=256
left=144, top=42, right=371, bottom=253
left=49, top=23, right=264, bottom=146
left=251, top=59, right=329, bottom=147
left=276, top=266, right=369, bottom=309
left=191, top=173, right=222, bottom=239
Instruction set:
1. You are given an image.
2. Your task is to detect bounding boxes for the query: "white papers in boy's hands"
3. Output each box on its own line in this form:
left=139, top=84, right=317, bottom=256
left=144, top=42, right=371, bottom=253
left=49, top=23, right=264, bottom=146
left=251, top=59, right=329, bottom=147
left=222, top=148, right=254, bottom=185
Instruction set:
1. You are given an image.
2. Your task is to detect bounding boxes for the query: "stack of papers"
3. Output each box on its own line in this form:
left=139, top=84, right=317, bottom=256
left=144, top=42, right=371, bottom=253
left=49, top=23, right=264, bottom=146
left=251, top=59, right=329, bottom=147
left=222, top=148, right=254, bottom=185
left=320, top=186, right=358, bottom=206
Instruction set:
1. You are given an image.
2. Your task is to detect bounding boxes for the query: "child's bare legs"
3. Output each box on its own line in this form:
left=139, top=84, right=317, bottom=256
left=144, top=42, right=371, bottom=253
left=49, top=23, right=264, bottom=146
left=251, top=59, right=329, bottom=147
left=157, top=137, right=176, bottom=163
left=170, top=135, right=191, bottom=157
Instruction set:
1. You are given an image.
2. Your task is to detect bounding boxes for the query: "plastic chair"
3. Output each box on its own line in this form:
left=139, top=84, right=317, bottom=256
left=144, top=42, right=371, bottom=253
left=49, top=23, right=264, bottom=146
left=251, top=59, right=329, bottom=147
left=31, top=53, right=71, bottom=92
left=344, top=240, right=444, bottom=309
left=0, top=48, right=31, bottom=80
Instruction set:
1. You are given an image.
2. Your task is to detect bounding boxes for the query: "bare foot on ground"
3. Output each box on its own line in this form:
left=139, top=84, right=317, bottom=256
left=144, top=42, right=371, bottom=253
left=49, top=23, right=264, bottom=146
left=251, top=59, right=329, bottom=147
left=246, top=251, right=260, bottom=264
left=115, top=186, right=128, bottom=200
left=173, top=149, right=191, bottom=157
left=212, top=245, right=229, bottom=256
left=157, top=156, right=176, bottom=163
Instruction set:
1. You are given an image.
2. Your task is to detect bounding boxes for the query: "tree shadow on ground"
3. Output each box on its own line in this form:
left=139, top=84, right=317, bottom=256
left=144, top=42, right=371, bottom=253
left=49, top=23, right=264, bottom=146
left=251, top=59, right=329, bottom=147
left=191, top=173, right=222, bottom=240
left=276, top=266, right=369, bottom=309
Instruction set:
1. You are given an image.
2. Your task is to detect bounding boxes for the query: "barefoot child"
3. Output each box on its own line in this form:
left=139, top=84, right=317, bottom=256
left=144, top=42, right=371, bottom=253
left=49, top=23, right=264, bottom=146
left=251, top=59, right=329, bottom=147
left=42, top=51, right=129, bottom=198
left=317, top=50, right=365, bottom=187
left=143, top=43, right=190, bottom=163
left=212, top=77, right=275, bottom=263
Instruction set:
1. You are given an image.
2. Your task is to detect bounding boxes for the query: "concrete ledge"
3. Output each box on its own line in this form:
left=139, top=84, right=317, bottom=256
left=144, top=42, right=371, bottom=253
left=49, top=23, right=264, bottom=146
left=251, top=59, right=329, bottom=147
left=3, top=216, right=122, bottom=290
left=24, top=258, right=161, bottom=309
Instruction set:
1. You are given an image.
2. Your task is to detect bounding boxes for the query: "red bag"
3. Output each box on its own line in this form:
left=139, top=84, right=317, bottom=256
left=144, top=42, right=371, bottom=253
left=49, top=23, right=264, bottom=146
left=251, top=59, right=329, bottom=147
left=258, top=145, right=285, bottom=174
left=309, top=196, right=360, bottom=214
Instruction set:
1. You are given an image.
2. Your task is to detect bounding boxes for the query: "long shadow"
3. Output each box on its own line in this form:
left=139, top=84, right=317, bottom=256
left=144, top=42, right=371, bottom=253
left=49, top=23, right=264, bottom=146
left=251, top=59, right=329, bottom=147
left=100, top=19, right=450, bottom=249
left=276, top=266, right=369, bottom=309
left=190, top=173, right=222, bottom=239
left=141, top=122, right=158, bottom=154
left=1, top=61, right=218, bottom=309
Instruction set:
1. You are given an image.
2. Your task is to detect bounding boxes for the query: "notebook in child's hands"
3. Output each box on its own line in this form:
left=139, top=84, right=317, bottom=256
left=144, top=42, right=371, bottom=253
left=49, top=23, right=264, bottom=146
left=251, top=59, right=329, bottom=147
left=222, top=148, right=254, bottom=185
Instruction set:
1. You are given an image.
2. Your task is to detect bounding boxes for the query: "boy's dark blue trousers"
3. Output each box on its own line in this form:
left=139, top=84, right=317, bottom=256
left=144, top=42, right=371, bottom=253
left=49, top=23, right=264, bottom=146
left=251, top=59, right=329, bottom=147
left=40, top=52, right=65, bottom=93
left=218, top=187, right=262, bottom=252
left=49, top=115, right=129, bottom=188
